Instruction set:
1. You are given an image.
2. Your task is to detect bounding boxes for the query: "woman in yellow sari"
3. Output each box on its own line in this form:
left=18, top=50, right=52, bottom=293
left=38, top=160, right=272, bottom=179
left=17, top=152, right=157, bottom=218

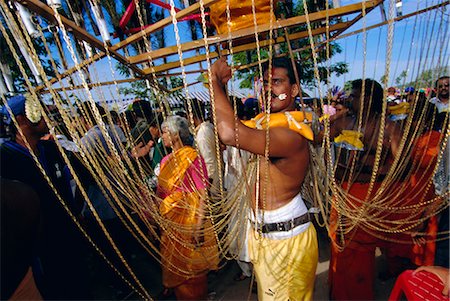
left=157, top=115, right=219, bottom=300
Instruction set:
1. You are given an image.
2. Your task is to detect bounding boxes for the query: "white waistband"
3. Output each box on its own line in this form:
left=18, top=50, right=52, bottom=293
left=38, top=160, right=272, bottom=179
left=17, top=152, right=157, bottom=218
left=250, top=192, right=310, bottom=240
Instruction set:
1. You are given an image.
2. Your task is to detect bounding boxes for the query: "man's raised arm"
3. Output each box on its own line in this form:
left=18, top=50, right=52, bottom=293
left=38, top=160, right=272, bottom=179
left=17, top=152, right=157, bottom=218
left=210, top=58, right=307, bottom=158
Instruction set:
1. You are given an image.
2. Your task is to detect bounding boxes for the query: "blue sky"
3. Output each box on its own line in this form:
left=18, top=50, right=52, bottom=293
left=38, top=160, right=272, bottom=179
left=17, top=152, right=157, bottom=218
left=323, top=0, right=449, bottom=96
left=44, top=0, right=449, bottom=102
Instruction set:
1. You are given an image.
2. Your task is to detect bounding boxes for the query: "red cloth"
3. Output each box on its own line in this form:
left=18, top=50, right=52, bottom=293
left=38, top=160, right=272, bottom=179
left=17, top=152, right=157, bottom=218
left=329, top=131, right=442, bottom=299
left=409, top=131, right=442, bottom=266
left=329, top=182, right=424, bottom=300
left=329, top=182, right=395, bottom=300
left=389, top=270, right=449, bottom=301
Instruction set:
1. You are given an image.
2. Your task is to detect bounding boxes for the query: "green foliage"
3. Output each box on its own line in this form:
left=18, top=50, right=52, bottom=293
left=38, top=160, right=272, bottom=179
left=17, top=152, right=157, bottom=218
left=119, top=79, right=148, bottom=99
left=395, top=70, right=407, bottom=85
left=383, top=66, right=450, bottom=88
left=116, top=62, right=183, bottom=101
left=343, top=80, right=352, bottom=93
left=0, top=18, right=58, bottom=92
left=380, top=74, right=388, bottom=85
left=411, top=66, right=449, bottom=87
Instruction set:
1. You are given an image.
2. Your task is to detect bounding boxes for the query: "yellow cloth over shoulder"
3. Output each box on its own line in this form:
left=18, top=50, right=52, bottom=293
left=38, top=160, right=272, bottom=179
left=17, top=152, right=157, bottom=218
left=242, top=111, right=314, bottom=141
left=334, top=130, right=364, bottom=150
left=158, top=147, right=198, bottom=216
left=157, top=146, right=219, bottom=288
left=388, top=102, right=410, bottom=115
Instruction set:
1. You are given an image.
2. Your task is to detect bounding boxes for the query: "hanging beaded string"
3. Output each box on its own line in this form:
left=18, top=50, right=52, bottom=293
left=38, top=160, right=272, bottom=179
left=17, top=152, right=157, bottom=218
left=31, top=4, right=151, bottom=296
left=195, top=0, right=230, bottom=258
left=83, top=0, right=162, bottom=243
left=222, top=0, right=244, bottom=263
left=3, top=0, right=448, bottom=275
left=196, top=0, right=228, bottom=228
left=124, top=0, right=187, bottom=248
left=375, top=6, right=443, bottom=201
left=48, top=13, right=162, bottom=264
left=130, top=0, right=168, bottom=116
left=0, top=5, right=149, bottom=299
left=300, top=0, right=350, bottom=247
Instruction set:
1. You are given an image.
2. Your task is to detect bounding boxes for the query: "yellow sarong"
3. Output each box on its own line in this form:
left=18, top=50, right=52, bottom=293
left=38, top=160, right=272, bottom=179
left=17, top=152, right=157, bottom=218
left=157, top=147, right=219, bottom=288
left=243, top=112, right=318, bottom=300
left=249, top=224, right=318, bottom=301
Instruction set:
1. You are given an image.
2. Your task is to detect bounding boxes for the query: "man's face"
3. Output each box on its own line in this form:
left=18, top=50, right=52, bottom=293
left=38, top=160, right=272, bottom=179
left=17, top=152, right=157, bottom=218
left=436, top=78, right=449, bottom=101
left=349, top=87, right=362, bottom=114
left=149, top=125, right=160, bottom=139
left=335, top=103, right=348, bottom=117
left=263, top=67, right=298, bottom=112
left=28, top=116, right=49, bottom=137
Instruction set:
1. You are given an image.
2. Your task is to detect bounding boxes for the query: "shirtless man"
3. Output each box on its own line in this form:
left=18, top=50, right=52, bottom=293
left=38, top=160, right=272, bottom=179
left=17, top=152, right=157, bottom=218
left=328, top=79, right=405, bottom=300
left=211, top=57, right=318, bottom=301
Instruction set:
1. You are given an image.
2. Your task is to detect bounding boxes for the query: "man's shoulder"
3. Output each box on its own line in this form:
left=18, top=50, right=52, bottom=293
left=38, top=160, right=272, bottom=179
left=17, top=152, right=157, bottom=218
left=0, top=140, right=27, bottom=156
left=200, top=121, right=214, bottom=131
left=196, top=122, right=215, bottom=137
left=82, top=125, right=101, bottom=141
left=429, top=97, right=439, bottom=104
left=271, top=126, right=311, bottom=154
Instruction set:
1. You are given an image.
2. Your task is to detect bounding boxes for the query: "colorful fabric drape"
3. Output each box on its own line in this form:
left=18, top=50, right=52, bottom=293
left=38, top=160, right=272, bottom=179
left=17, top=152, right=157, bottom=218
left=209, top=0, right=275, bottom=35
left=243, top=111, right=314, bottom=141
left=157, top=146, right=219, bottom=289
left=334, top=130, right=364, bottom=150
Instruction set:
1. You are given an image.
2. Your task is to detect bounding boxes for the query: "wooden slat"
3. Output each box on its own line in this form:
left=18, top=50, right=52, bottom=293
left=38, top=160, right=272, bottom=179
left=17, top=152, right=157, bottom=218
left=110, top=0, right=221, bottom=51
left=144, top=22, right=351, bottom=75
left=146, top=52, right=220, bottom=74
left=155, top=70, right=207, bottom=77
left=18, top=0, right=143, bottom=76
left=324, top=1, right=450, bottom=45
left=293, top=1, right=450, bottom=53
left=35, top=52, right=105, bottom=92
left=39, top=78, right=140, bottom=93
left=130, top=0, right=382, bottom=65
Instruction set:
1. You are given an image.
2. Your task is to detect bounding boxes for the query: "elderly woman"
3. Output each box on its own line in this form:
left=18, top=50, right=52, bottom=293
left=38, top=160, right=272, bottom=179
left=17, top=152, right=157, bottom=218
left=156, top=115, right=219, bottom=300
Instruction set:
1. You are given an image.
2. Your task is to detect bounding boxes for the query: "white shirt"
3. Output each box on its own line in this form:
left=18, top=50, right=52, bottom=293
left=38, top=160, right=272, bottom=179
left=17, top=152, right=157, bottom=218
left=195, top=121, right=222, bottom=196
left=429, top=97, right=450, bottom=113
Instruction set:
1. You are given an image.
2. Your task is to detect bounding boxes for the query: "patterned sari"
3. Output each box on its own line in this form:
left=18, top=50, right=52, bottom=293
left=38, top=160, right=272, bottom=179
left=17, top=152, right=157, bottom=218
left=157, top=146, right=219, bottom=290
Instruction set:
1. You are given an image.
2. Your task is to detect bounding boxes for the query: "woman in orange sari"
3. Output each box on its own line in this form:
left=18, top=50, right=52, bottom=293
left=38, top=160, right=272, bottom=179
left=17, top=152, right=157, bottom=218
left=157, top=115, right=219, bottom=300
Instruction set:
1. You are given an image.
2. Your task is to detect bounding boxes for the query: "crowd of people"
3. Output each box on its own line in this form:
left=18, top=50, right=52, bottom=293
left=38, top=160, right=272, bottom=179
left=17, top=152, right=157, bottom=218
left=0, top=58, right=448, bottom=300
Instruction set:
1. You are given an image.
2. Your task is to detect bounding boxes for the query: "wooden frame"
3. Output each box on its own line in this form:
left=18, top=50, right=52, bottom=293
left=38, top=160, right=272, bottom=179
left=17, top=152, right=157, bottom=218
left=18, top=0, right=445, bottom=93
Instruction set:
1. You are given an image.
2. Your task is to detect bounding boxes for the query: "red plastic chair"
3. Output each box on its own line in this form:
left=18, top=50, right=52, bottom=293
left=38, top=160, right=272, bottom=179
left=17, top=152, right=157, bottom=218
left=389, top=269, right=449, bottom=301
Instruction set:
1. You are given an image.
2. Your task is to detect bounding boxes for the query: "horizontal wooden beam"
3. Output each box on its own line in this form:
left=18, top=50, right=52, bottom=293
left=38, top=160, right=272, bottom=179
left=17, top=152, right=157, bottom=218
left=155, top=70, right=207, bottom=78
left=110, top=0, right=221, bottom=51
left=19, top=0, right=144, bottom=77
left=35, top=52, right=105, bottom=92
left=144, top=21, right=351, bottom=75
left=131, top=0, right=381, bottom=65
left=39, top=78, right=140, bottom=93
left=293, top=1, right=450, bottom=53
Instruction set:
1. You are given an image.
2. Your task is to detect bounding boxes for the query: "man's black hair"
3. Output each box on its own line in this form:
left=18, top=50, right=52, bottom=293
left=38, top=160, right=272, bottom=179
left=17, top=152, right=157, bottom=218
left=131, top=100, right=153, bottom=121
left=435, top=76, right=449, bottom=87
left=190, top=98, right=207, bottom=120
left=124, top=110, right=137, bottom=129
left=148, top=111, right=163, bottom=128
left=351, top=79, right=384, bottom=114
left=262, top=57, right=300, bottom=85
left=77, top=102, right=107, bottom=124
